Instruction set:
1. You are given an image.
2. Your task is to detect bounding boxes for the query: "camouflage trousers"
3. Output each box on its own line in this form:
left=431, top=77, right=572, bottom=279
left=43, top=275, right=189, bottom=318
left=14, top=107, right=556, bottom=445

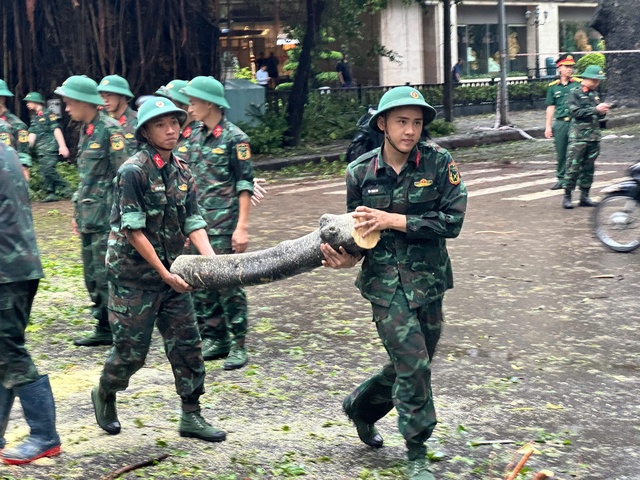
left=100, top=283, right=205, bottom=406
left=0, top=280, right=41, bottom=389
left=190, top=235, right=247, bottom=342
left=38, top=154, right=68, bottom=194
left=345, top=287, right=442, bottom=458
left=564, top=140, right=600, bottom=192
left=81, top=232, right=110, bottom=329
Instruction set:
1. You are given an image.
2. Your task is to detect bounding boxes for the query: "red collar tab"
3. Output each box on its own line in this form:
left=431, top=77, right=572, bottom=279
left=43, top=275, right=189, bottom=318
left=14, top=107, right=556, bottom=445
left=213, top=124, right=223, bottom=138
left=119, top=115, right=126, bottom=126
left=582, top=86, right=590, bottom=93
left=414, top=150, right=421, bottom=168
left=37, top=111, right=44, bottom=117
left=152, top=154, right=166, bottom=169
left=0, top=115, right=5, bottom=121
left=182, top=126, right=192, bottom=139
left=86, top=124, right=95, bottom=136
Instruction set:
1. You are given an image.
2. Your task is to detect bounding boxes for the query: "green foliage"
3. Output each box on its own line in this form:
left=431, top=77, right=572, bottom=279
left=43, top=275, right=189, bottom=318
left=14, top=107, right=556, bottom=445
left=575, top=53, right=606, bottom=75
left=275, top=82, right=293, bottom=91
left=237, top=105, right=289, bottom=155
left=300, top=91, right=361, bottom=142
left=28, top=160, right=78, bottom=200
left=315, top=71, right=339, bottom=86
left=428, top=119, right=456, bottom=137
left=234, top=66, right=255, bottom=81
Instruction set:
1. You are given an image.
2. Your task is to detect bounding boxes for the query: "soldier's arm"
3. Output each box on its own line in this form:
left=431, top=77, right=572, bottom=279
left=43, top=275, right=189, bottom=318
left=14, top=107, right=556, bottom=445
left=188, top=229, right=215, bottom=256
left=53, top=128, right=70, bottom=158
left=28, top=132, right=37, bottom=148
left=545, top=105, right=555, bottom=136
left=568, top=90, right=598, bottom=120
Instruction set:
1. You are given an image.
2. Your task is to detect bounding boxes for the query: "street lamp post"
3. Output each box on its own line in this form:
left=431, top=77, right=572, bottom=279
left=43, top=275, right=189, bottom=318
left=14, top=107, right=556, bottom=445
left=526, top=6, right=548, bottom=78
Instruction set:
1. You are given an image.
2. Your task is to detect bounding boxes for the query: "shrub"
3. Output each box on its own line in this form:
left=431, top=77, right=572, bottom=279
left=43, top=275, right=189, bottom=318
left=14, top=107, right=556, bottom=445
left=428, top=119, right=456, bottom=137
left=575, top=53, right=605, bottom=75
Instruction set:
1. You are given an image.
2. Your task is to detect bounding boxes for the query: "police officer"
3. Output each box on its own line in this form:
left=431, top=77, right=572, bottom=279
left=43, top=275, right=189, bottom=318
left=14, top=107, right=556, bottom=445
left=97, top=75, right=139, bottom=152
left=0, top=79, right=31, bottom=177
left=563, top=65, right=610, bottom=209
left=545, top=54, right=580, bottom=190
left=92, top=97, right=224, bottom=442
left=24, top=92, right=71, bottom=202
left=54, top=75, right=129, bottom=346
left=180, top=76, right=255, bottom=370
left=320, top=87, right=467, bottom=480
left=0, top=143, right=61, bottom=465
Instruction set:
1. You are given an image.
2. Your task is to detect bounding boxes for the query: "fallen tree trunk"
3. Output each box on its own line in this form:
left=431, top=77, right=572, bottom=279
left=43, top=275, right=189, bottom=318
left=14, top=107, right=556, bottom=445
left=171, top=213, right=371, bottom=290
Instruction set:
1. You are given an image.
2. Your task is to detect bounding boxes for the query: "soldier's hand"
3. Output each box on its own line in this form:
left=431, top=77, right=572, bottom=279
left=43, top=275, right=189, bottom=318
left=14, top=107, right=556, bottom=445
left=232, top=228, right=248, bottom=253
left=544, top=127, right=553, bottom=139
left=251, top=178, right=268, bottom=206
left=320, top=243, right=360, bottom=269
left=353, top=206, right=391, bottom=237
left=596, top=103, right=610, bottom=114
left=59, top=146, right=70, bottom=158
left=163, top=273, right=193, bottom=293
left=71, top=218, right=79, bottom=236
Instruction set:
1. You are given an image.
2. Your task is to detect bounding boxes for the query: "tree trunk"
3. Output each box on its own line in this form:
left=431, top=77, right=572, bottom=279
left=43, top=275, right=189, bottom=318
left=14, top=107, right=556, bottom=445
left=591, top=0, right=640, bottom=107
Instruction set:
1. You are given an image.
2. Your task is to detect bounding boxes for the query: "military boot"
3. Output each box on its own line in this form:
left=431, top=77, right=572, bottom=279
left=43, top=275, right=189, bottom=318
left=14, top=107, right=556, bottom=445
left=407, top=458, right=436, bottom=480
left=223, top=339, right=248, bottom=370
left=73, top=325, right=113, bottom=347
left=342, top=396, right=384, bottom=448
left=579, top=189, right=598, bottom=207
left=1, top=376, right=61, bottom=465
left=202, top=335, right=231, bottom=361
left=0, top=385, right=15, bottom=450
left=91, top=386, right=121, bottom=435
left=562, top=190, right=574, bottom=209
left=179, top=410, right=226, bottom=442
left=550, top=181, right=564, bottom=190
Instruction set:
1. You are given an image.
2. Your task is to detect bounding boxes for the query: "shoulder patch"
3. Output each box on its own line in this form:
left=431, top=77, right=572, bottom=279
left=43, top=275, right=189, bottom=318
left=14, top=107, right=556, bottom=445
left=548, top=80, right=560, bottom=86
left=236, top=142, right=251, bottom=161
left=0, top=132, right=11, bottom=145
left=18, top=130, right=29, bottom=143
left=448, top=161, right=461, bottom=185
left=110, top=133, right=125, bottom=151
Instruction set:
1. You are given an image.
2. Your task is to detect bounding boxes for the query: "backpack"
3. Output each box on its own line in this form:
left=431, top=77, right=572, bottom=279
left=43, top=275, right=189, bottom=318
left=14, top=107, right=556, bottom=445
left=346, top=108, right=385, bottom=163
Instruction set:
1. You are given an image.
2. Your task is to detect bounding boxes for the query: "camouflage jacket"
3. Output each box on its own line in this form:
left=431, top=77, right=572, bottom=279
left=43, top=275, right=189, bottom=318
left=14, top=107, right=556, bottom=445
left=74, top=111, right=129, bottom=234
left=106, top=146, right=207, bottom=290
left=176, top=119, right=200, bottom=150
left=545, top=78, right=580, bottom=119
left=28, top=108, right=60, bottom=156
left=0, top=110, right=31, bottom=167
left=113, top=105, right=139, bottom=152
left=178, top=118, right=254, bottom=236
left=568, top=85, right=606, bottom=142
left=0, top=143, right=44, bottom=284
left=347, top=142, right=467, bottom=309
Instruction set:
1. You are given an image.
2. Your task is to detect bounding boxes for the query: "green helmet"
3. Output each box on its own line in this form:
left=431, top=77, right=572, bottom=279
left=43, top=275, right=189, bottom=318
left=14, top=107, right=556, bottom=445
left=579, top=65, right=606, bottom=80
left=97, top=75, right=134, bottom=98
left=23, top=92, right=45, bottom=104
left=369, top=86, right=437, bottom=132
left=0, top=79, right=14, bottom=97
left=180, top=76, right=230, bottom=109
left=156, top=79, right=190, bottom=106
left=135, top=96, right=187, bottom=143
left=54, top=75, right=104, bottom=106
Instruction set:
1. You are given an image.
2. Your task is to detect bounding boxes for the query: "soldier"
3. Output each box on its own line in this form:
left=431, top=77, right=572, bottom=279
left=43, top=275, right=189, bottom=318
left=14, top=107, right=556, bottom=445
left=562, top=65, right=610, bottom=209
left=0, top=79, right=32, bottom=177
left=545, top=54, right=580, bottom=190
left=0, top=143, right=61, bottom=465
left=97, top=75, right=138, bottom=152
left=320, top=87, right=467, bottom=480
left=54, top=75, right=129, bottom=346
left=24, top=92, right=71, bottom=202
left=155, top=79, right=200, bottom=149
left=92, top=97, right=225, bottom=442
left=180, top=76, right=254, bottom=370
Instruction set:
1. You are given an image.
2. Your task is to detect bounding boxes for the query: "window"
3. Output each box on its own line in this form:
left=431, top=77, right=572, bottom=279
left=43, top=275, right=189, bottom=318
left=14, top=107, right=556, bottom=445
left=457, top=24, right=528, bottom=77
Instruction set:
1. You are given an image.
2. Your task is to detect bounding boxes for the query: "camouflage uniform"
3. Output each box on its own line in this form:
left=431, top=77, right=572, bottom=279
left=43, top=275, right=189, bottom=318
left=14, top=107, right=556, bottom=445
left=0, top=111, right=31, bottom=168
left=564, top=85, right=606, bottom=192
left=343, top=142, right=467, bottom=460
left=28, top=109, right=69, bottom=195
left=102, top=146, right=208, bottom=407
left=74, top=112, right=129, bottom=335
left=114, top=105, right=139, bottom=152
left=180, top=119, right=254, bottom=347
left=546, top=78, right=579, bottom=184
left=0, top=143, right=43, bottom=390
left=177, top=119, right=200, bottom=150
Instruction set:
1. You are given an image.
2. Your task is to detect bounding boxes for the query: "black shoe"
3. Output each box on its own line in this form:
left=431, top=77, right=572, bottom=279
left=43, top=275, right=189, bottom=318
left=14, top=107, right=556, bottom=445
left=579, top=196, right=598, bottom=207
left=73, top=330, right=112, bottom=347
left=91, top=386, right=121, bottom=435
left=562, top=192, right=574, bottom=209
left=342, top=396, right=383, bottom=448
left=550, top=181, right=564, bottom=190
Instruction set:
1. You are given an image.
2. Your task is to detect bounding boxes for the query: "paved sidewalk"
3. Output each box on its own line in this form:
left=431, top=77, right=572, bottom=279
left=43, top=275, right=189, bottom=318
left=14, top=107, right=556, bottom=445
left=253, top=107, right=640, bottom=171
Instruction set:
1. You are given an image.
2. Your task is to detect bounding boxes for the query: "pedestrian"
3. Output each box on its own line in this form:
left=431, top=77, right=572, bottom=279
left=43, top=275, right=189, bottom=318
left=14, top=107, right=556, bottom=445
left=0, top=142, right=62, bottom=465
left=54, top=75, right=130, bottom=347
left=336, top=54, right=353, bottom=88
left=255, top=52, right=267, bottom=70
left=562, top=65, right=610, bottom=209
left=256, top=64, right=270, bottom=88
left=320, top=86, right=467, bottom=480
left=451, top=58, right=463, bottom=85
left=91, top=96, right=225, bottom=442
left=180, top=76, right=255, bottom=370
left=24, top=92, right=71, bottom=202
left=0, top=79, right=32, bottom=176
left=266, top=52, right=279, bottom=89
left=545, top=54, right=580, bottom=190
left=97, top=75, right=139, bottom=152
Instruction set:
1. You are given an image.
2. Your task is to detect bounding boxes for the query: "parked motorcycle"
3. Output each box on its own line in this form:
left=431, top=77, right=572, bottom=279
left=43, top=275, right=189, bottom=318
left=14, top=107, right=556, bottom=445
left=594, top=161, right=640, bottom=252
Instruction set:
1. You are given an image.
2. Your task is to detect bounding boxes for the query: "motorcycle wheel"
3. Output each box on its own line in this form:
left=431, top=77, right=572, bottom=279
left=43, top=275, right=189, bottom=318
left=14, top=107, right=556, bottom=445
left=594, top=194, right=640, bottom=252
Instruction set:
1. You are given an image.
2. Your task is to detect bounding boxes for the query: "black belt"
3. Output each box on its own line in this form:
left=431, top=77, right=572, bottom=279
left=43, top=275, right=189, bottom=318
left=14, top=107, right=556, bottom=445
left=555, top=117, right=571, bottom=122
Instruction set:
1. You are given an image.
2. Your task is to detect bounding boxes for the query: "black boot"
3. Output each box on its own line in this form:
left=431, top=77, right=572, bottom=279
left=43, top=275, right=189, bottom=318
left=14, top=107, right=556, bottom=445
left=0, top=385, right=15, bottom=450
left=1, top=375, right=61, bottom=465
left=550, top=181, right=564, bottom=190
left=562, top=190, right=574, bottom=209
left=73, top=322, right=113, bottom=347
left=91, top=386, right=121, bottom=435
left=579, top=189, right=598, bottom=207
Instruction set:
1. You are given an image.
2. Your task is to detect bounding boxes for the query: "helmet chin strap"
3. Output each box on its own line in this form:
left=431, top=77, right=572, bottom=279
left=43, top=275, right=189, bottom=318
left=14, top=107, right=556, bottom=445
left=384, top=132, right=404, bottom=154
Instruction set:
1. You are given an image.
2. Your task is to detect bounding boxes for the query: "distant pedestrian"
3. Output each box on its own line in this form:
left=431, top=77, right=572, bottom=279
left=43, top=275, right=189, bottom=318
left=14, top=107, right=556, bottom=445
left=266, top=52, right=279, bottom=89
left=256, top=64, right=270, bottom=87
left=255, top=52, right=267, bottom=70
left=0, top=79, right=32, bottom=177
left=0, top=142, right=62, bottom=465
left=336, top=54, right=353, bottom=88
left=98, top=75, right=139, bottom=152
left=545, top=54, right=580, bottom=190
left=562, top=65, right=610, bottom=209
left=452, top=58, right=463, bottom=85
